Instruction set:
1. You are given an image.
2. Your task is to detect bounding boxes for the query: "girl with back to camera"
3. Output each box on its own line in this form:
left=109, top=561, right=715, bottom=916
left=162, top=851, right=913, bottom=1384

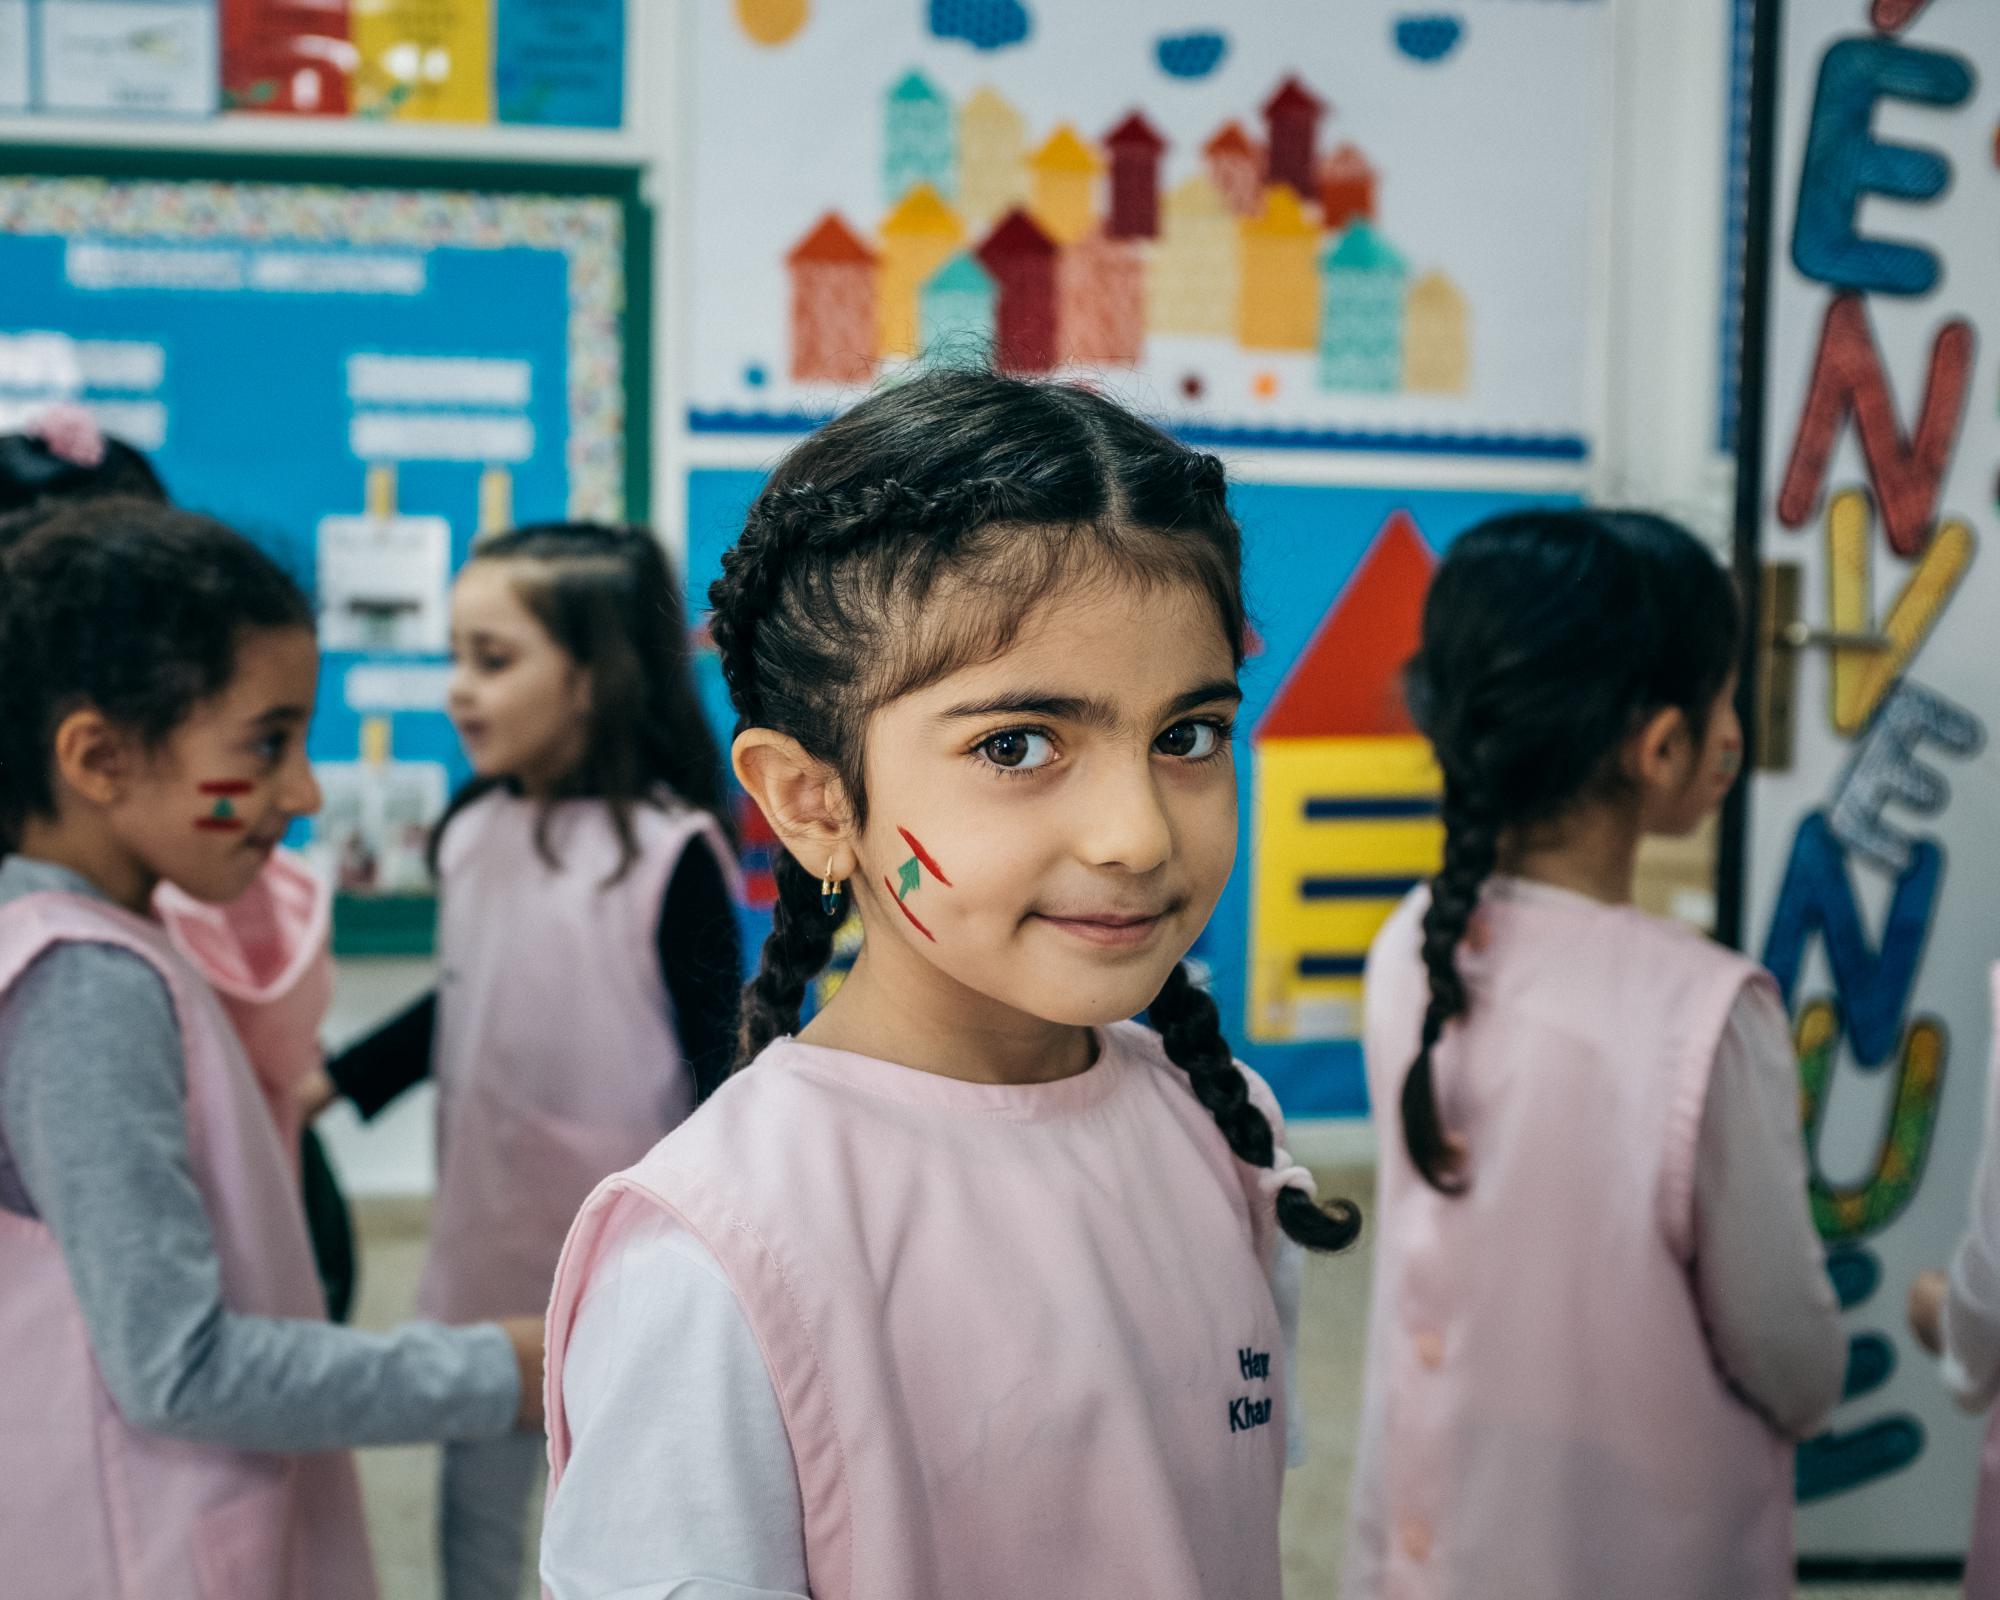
left=1345, top=509, right=1846, bottom=1599
left=316, top=521, right=741, bottom=1599
left=538, top=369, right=1360, bottom=1600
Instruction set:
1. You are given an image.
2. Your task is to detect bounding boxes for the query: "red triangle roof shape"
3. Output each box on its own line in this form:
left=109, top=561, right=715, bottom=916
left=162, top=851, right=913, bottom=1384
left=1204, top=120, right=1256, bottom=158
left=788, top=212, right=876, bottom=266
left=1257, top=511, right=1437, bottom=740
left=1263, top=75, right=1328, bottom=119
left=1106, top=110, right=1166, bottom=153
left=977, top=207, right=1057, bottom=264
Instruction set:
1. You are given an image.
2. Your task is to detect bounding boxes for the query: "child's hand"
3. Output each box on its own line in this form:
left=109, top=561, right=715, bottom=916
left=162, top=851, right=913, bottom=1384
left=499, top=1316, right=547, bottom=1429
left=1908, top=1268, right=1948, bottom=1356
left=295, top=1068, right=339, bottom=1123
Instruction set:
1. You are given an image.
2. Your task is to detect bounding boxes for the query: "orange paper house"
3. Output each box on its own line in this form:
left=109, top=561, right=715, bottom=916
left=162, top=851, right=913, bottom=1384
left=1238, top=185, right=1321, bottom=351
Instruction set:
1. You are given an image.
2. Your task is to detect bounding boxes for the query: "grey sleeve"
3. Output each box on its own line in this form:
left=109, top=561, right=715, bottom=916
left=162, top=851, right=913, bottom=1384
left=0, top=942, right=520, bottom=1453
left=1689, top=982, right=1847, bottom=1440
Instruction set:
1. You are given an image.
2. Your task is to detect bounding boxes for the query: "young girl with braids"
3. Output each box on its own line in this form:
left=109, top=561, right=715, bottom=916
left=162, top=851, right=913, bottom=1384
left=1344, top=509, right=1846, bottom=1600
left=314, top=521, right=741, bottom=1600
left=539, top=369, right=1358, bottom=1600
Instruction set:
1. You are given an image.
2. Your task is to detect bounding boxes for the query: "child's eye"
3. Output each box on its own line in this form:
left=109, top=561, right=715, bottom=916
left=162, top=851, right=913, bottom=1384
left=1155, top=720, right=1228, bottom=760
left=253, top=732, right=289, bottom=764
left=977, top=729, right=1056, bottom=772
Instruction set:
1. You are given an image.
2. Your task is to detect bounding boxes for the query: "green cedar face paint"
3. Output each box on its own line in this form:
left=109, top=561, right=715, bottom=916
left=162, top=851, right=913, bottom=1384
left=887, top=828, right=951, bottom=941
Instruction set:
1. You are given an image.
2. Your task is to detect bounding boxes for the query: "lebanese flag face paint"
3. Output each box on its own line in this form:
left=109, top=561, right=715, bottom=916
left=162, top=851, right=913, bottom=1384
left=194, top=779, right=253, bottom=834
left=886, top=828, right=950, bottom=941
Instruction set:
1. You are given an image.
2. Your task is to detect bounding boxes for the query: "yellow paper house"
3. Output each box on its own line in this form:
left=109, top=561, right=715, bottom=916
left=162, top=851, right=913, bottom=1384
left=1250, top=512, right=1443, bottom=1043
left=878, top=183, right=965, bottom=359
left=958, top=86, right=1029, bottom=231
left=1148, top=174, right=1238, bottom=337
left=1029, top=123, right=1104, bottom=247
left=1237, top=184, right=1320, bottom=351
left=1404, top=271, right=1471, bottom=394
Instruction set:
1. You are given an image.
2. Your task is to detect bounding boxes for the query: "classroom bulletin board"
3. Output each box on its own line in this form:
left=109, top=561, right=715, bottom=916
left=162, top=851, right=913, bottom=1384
left=0, top=150, right=649, bottom=950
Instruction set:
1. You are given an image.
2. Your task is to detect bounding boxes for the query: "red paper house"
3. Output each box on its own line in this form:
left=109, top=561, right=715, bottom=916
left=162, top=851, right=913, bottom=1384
left=1263, top=76, right=1327, bottom=199
left=1104, top=111, right=1167, bottom=240
left=977, top=209, right=1060, bottom=374
left=1059, top=230, right=1144, bottom=366
left=787, top=213, right=880, bottom=383
left=1203, top=121, right=1264, bottom=217
left=1319, top=143, right=1378, bottom=231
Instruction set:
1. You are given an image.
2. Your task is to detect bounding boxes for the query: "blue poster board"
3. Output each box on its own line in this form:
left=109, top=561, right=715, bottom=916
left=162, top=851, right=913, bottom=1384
left=686, top=465, right=1563, bottom=1118
left=0, top=151, right=647, bottom=949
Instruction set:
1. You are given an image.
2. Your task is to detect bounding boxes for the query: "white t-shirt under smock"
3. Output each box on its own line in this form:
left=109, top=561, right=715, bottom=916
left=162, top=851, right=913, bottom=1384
left=542, top=1160, right=1308, bottom=1600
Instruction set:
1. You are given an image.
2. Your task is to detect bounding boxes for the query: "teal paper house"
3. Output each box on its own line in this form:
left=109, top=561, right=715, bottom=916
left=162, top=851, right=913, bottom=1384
left=885, top=71, right=956, bottom=205
left=1319, top=223, right=1409, bottom=393
left=921, top=251, right=996, bottom=360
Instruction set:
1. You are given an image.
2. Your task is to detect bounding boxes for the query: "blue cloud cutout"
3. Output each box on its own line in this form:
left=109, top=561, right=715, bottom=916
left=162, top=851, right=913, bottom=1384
left=1156, top=31, right=1227, bottom=80
left=1394, top=14, right=1464, bottom=63
left=928, top=0, right=1031, bottom=52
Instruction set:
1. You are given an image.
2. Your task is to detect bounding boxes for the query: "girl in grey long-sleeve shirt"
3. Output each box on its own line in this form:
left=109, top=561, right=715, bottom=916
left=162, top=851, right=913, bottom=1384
left=0, top=854, right=523, bottom=1450
left=0, top=499, right=539, bottom=1589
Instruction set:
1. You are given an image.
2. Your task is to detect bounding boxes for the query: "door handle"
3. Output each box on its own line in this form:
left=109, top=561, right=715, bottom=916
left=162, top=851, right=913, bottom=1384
left=1775, top=621, right=1892, bottom=652
left=1754, top=563, right=1893, bottom=772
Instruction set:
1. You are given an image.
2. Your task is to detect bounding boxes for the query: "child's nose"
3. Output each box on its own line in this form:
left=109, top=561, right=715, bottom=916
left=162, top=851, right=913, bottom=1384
left=282, top=752, right=323, bottom=819
left=1073, top=759, right=1173, bottom=873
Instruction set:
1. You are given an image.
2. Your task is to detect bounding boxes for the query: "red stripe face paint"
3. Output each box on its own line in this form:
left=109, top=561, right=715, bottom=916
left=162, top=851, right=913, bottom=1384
left=194, top=815, right=248, bottom=833
left=884, top=875, right=936, bottom=941
left=197, top=780, right=256, bottom=797
left=895, top=827, right=952, bottom=887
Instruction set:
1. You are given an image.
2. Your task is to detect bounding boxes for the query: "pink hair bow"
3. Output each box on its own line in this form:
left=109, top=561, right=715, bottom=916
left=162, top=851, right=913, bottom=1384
left=28, top=403, right=106, bottom=470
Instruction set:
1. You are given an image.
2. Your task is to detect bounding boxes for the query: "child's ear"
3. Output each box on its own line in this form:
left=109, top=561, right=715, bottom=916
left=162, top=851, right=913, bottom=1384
left=732, top=729, right=860, bottom=880
left=51, top=708, right=136, bottom=809
left=1624, top=705, right=1691, bottom=793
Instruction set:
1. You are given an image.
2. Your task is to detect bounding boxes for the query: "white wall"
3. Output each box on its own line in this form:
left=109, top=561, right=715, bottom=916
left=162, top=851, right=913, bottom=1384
left=0, top=0, right=1745, bottom=1191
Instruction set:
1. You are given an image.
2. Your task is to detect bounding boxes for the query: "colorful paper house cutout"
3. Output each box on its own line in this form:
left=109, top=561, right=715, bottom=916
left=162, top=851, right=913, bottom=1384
left=1249, top=512, right=1442, bottom=1043
left=878, top=182, right=965, bottom=359
left=1028, top=123, right=1105, bottom=246
left=787, top=213, right=879, bottom=383
left=1405, top=271, right=1471, bottom=394
left=1105, top=111, right=1167, bottom=241
left=1059, top=228, right=1144, bottom=367
left=977, top=208, right=1060, bottom=373
left=1203, top=121, right=1264, bottom=217
left=958, top=86, right=1029, bottom=230
left=1149, top=173, right=1238, bottom=337
left=885, top=70, right=955, bottom=205
left=1320, top=222, right=1410, bottom=392
left=1239, top=185, right=1321, bottom=351
left=921, top=250, right=997, bottom=359
left=1319, top=143, right=1378, bottom=231
left=1263, top=76, right=1328, bottom=199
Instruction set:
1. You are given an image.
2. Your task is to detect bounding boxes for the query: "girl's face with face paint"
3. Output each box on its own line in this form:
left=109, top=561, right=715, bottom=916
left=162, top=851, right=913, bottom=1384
left=834, top=577, right=1241, bottom=1044
left=92, top=625, right=321, bottom=909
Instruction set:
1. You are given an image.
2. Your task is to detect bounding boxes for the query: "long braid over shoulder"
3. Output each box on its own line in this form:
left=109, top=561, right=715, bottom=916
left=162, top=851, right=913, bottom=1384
left=1397, top=508, right=1744, bottom=1193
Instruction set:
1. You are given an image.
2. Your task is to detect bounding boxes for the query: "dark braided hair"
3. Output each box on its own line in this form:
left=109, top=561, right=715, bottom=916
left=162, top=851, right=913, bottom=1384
left=708, top=367, right=1358, bottom=1252
left=1398, top=509, right=1742, bottom=1191
left=430, top=521, right=732, bottom=882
